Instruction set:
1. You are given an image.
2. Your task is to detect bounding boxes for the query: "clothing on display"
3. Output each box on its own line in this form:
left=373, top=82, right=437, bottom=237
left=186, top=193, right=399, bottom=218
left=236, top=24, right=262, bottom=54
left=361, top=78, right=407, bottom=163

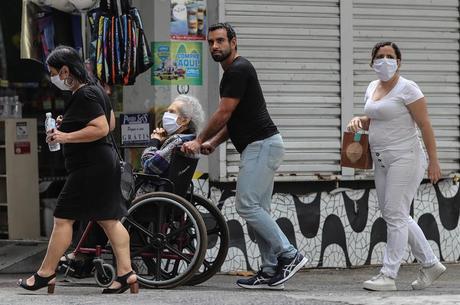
left=21, top=2, right=83, bottom=63
left=88, top=0, right=153, bottom=85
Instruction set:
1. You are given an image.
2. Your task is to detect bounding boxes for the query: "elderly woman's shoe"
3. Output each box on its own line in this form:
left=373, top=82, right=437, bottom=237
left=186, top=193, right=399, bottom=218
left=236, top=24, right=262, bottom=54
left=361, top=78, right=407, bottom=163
left=18, top=273, right=56, bottom=294
left=102, top=271, right=138, bottom=294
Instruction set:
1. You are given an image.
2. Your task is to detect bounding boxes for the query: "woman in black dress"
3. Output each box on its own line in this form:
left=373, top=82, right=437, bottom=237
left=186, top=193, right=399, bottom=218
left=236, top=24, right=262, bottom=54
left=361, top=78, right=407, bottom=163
left=18, top=46, right=138, bottom=294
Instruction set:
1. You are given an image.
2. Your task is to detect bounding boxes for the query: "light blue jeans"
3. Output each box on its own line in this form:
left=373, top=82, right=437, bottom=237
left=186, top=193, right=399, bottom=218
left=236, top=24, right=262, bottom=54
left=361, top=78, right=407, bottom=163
left=235, top=133, right=297, bottom=275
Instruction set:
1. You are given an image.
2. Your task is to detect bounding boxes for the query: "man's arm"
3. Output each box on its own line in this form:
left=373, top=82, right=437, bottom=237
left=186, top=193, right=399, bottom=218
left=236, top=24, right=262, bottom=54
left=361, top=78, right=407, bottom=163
left=182, top=97, right=238, bottom=154
left=209, top=126, right=229, bottom=147
left=201, top=126, right=229, bottom=155
left=197, top=97, right=239, bottom=144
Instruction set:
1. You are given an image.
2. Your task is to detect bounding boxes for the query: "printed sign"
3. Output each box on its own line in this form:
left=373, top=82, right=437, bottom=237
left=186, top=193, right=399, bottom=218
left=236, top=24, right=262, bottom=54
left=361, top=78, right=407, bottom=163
left=16, top=122, right=28, bottom=140
left=14, top=141, right=31, bottom=154
left=120, top=113, right=150, bottom=146
left=151, top=42, right=202, bottom=86
left=170, top=0, right=207, bottom=40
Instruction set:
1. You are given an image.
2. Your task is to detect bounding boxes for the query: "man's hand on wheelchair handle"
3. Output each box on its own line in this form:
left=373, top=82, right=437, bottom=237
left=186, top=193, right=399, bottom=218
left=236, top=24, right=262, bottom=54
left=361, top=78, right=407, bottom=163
left=200, top=142, right=215, bottom=155
left=182, top=139, right=201, bottom=154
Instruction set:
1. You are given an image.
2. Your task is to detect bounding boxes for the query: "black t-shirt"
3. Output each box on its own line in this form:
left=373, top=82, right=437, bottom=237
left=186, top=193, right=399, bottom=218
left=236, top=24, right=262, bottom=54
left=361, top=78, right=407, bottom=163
left=220, top=56, right=278, bottom=153
left=59, top=85, right=112, bottom=166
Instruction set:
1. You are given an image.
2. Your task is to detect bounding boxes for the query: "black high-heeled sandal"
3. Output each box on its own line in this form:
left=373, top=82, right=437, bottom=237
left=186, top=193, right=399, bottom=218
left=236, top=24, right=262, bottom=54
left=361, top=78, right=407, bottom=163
left=102, top=271, right=138, bottom=294
left=18, top=273, right=56, bottom=294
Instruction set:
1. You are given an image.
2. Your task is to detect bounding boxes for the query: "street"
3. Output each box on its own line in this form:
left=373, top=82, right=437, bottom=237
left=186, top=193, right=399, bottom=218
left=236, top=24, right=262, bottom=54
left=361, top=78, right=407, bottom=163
left=1, top=263, right=459, bottom=305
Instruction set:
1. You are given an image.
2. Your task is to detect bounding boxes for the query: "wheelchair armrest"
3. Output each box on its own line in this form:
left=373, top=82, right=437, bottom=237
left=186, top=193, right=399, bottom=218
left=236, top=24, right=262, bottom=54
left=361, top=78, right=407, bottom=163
left=173, top=146, right=200, bottom=159
left=133, top=172, right=174, bottom=193
left=134, top=172, right=161, bottom=180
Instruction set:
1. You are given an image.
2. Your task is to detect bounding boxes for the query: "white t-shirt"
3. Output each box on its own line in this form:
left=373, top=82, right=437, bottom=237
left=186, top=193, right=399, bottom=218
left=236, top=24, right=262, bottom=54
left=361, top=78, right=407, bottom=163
left=364, top=76, right=424, bottom=152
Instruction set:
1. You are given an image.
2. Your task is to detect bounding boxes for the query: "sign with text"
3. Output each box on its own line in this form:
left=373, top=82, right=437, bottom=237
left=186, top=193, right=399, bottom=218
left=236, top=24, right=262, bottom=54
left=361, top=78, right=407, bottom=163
left=16, top=122, right=28, bottom=140
left=170, top=0, right=207, bottom=40
left=14, top=141, right=31, bottom=154
left=120, top=113, right=150, bottom=146
left=151, top=41, right=202, bottom=86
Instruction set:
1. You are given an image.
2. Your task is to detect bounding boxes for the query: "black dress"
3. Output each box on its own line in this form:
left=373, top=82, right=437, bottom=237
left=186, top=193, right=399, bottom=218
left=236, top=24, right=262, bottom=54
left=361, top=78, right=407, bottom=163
left=54, top=85, right=126, bottom=221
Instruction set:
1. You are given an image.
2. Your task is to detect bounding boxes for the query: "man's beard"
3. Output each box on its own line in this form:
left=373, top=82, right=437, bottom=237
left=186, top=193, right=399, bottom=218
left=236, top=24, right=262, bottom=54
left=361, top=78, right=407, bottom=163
left=211, top=49, right=231, bottom=62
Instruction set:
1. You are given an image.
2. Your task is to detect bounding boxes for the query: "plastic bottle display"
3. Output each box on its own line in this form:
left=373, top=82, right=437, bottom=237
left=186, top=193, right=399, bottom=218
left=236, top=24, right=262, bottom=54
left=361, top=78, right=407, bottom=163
left=45, top=112, right=60, bottom=152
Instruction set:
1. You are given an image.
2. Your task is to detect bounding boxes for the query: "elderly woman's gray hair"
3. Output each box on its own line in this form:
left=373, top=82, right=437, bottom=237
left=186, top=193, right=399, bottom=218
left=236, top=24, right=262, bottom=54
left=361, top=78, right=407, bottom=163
left=174, top=95, right=205, bottom=133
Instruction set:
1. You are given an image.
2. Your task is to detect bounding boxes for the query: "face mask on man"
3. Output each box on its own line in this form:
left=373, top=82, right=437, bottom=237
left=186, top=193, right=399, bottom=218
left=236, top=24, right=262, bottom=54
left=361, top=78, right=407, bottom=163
left=50, top=72, right=72, bottom=91
left=372, top=58, right=398, bottom=81
left=162, top=112, right=182, bottom=135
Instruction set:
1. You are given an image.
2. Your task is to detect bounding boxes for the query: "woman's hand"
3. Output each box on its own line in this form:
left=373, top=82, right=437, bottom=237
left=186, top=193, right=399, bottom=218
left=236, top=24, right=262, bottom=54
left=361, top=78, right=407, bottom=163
left=151, top=128, right=167, bottom=142
left=56, top=115, right=63, bottom=129
left=427, top=160, right=442, bottom=184
left=347, top=116, right=364, bottom=132
left=46, top=128, right=69, bottom=144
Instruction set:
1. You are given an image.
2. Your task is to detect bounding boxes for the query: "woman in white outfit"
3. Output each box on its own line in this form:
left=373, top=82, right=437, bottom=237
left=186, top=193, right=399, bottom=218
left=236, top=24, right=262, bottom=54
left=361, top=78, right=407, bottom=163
left=347, top=41, right=446, bottom=291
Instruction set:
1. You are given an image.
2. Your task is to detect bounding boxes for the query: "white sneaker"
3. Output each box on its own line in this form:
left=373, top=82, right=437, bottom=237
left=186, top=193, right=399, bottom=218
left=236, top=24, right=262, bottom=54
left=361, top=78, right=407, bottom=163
left=363, top=273, right=397, bottom=291
left=411, top=262, right=446, bottom=290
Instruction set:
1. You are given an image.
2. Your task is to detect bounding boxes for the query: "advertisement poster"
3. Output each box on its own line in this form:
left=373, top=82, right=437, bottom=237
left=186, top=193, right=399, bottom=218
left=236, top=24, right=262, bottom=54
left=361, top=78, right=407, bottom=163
left=120, top=113, right=150, bottom=146
left=151, top=42, right=202, bottom=86
left=170, top=0, right=207, bottom=40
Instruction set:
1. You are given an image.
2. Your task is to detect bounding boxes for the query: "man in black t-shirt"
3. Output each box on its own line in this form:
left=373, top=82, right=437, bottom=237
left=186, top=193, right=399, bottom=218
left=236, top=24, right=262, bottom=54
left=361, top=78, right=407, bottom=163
left=182, top=23, right=307, bottom=289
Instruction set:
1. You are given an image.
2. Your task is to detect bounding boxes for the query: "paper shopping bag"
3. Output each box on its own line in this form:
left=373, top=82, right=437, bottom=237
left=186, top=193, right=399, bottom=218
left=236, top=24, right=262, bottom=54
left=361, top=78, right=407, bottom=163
left=341, top=132, right=373, bottom=169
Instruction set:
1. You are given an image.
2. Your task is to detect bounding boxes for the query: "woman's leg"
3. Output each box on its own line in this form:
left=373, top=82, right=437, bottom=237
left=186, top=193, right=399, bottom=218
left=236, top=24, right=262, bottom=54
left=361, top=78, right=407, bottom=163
left=24, top=217, right=75, bottom=285
left=407, top=152, right=438, bottom=266
left=97, top=219, right=136, bottom=288
left=380, top=150, right=423, bottom=278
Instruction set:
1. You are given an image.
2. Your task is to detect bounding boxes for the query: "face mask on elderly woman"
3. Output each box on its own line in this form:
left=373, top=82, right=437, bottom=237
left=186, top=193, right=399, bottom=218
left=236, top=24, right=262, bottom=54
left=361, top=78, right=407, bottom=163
left=162, top=112, right=182, bottom=135
left=372, top=58, right=398, bottom=81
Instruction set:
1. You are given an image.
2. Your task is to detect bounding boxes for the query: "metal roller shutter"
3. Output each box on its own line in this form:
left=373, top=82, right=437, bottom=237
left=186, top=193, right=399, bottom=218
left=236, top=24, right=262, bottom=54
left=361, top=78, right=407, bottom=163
left=353, top=0, right=460, bottom=174
left=224, top=0, right=341, bottom=180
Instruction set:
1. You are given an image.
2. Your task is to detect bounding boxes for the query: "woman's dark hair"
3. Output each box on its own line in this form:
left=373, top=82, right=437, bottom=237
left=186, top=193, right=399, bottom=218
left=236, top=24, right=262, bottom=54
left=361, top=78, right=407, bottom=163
left=46, top=46, right=92, bottom=84
left=370, top=41, right=402, bottom=66
left=208, top=22, right=237, bottom=50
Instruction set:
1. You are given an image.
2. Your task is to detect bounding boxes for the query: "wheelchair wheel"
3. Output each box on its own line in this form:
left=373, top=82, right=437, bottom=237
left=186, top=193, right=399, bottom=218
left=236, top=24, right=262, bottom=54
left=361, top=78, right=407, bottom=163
left=186, top=193, right=229, bottom=286
left=122, top=192, right=207, bottom=289
left=94, top=263, right=116, bottom=287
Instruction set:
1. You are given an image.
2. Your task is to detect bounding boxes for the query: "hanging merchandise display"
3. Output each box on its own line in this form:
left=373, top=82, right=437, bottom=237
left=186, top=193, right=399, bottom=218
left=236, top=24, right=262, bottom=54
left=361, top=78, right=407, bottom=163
left=29, top=0, right=77, bottom=13
left=88, top=0, right=153, bottom=86
left=68, top=0, right=98, bottom=11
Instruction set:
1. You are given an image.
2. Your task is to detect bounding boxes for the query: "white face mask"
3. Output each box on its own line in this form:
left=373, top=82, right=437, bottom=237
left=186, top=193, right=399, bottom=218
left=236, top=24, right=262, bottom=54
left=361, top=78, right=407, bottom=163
left=372, top=58, right=398, bottom=81
left=162, top=112, right=182, bottom=135
left=50, top=74, right=72, bottom=91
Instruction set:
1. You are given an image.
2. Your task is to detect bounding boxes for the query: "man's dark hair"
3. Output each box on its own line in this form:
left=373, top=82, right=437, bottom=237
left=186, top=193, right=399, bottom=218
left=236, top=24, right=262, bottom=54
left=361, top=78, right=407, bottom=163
left=208, top=22, right=237, bottom=50
left=370, top=41, right=402, bottom=66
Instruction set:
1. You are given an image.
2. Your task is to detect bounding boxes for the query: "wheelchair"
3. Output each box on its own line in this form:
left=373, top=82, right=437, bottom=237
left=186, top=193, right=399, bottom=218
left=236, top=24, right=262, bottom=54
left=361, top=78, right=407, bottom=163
left=59, top=148, right=229, bottom=289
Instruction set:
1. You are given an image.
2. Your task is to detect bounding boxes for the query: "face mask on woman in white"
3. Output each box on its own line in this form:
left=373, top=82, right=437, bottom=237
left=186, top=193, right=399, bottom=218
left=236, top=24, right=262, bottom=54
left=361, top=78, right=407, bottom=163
left=372, top=58, right=398, bottom=81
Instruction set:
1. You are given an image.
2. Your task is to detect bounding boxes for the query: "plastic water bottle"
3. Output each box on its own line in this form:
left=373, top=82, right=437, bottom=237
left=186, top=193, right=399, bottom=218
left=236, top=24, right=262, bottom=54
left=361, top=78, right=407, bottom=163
left=45, top=112, right=60, bottom=152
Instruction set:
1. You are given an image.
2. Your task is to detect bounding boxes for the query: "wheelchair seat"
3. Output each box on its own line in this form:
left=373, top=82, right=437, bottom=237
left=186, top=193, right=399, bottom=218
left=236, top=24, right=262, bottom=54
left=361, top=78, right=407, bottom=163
left=166, top=148, right=199, bottom=197
left=134, top=147, right=199, bottom=198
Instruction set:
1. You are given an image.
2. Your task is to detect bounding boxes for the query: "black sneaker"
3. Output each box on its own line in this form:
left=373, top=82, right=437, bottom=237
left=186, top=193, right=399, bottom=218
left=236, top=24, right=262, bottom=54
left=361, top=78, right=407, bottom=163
left=268, top=252, right=308, bottom=286
left=236, top=271, right=285, bottom=290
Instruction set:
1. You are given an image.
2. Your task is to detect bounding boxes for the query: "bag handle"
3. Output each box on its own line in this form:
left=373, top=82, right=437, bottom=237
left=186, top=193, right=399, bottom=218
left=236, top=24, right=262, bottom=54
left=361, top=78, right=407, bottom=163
left=120, top=0, right=131, bottom=14
left=91, top=85, right=122, bottom=161
left=110, top=132, right=124, bottom=162
left=99, top=0, right=110, bottom=13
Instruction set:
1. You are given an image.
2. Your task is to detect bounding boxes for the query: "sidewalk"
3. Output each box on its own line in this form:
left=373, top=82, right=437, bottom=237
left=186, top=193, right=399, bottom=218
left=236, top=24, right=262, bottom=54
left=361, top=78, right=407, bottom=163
left=0, top=240, right=47, bottom=273
left=1, top=263, right=459, bottom=305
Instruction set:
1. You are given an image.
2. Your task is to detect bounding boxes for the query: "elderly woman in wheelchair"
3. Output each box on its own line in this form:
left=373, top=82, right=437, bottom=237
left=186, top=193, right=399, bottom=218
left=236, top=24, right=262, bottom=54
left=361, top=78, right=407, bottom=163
left=60, top=95, right=229, bottom=289
left=137, top=94, right=204, bottom=194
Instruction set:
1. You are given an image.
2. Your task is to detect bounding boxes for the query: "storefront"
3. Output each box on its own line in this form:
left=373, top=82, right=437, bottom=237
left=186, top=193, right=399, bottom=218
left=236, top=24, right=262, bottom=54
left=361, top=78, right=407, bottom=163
left=0, top=0, right=459, bottom=272
left=210, top=0, right=460, bottom=271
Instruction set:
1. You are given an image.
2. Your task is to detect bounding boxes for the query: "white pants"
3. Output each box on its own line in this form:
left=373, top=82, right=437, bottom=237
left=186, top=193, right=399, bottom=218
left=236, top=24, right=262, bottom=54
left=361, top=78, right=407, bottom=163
left=373, top=146, right=439, bottom=278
